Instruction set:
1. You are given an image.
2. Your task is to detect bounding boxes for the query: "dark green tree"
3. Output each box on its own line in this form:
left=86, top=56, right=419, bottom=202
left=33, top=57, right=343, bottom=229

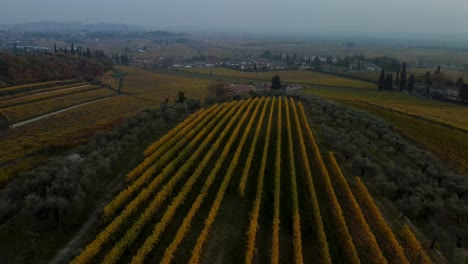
left=456, top=77, right=464, bottom=87
left=54, top=43, right=57, bottom=53
left=408, top=74, right=415, bottom=92
left=385, top=74, right=393, bottom=90
left=400, top=63, right=407, bottom=91
left=86, top=47, right=91, bottom=59
left=271, top=74, right=282, bottom=90
left=459, top=84, right=468, bottom=103
left=395, top=71, right=400, bottom=86
left=177, top=91, right=186, bottom=103
left=71, top=43, right=75, bottom=55
left=378, top=69, right=385, bottom=90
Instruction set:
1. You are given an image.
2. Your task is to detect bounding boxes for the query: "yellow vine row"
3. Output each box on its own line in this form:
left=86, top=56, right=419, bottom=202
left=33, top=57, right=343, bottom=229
left=285, top=98, right=304, bottom=264
left=296, top=101, right=357, bottom=263
left=158, top=98, right=263, bottom=264
left=126, top=103, right=221, bottom=181
left=238, top=97, right=271, bottom=198
left=187, top=98, right=268, bottom=264
left=354, top=176, right=410, bottom=264
left=400, top=225, right=432, bottom=264
left=245, top=97, right=275, bottom=264
left=271, top=97, right=282, bottom=264
left=101, top=102, right=231, bottom=222
left=326, top=151, right=388, bottom=264
left=143, top=105, right=208, bottom=157
left=103, top=99, right=252, bottom=264
left=70, top=100, right=243, bottom=264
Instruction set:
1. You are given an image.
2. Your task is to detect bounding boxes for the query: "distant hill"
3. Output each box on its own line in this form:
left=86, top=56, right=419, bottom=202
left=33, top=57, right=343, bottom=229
left=0, top=21, right=144, bottom=32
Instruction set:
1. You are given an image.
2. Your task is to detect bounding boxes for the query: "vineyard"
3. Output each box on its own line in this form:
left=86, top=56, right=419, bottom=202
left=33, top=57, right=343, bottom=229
left=72, top=97, right=431, bottom=264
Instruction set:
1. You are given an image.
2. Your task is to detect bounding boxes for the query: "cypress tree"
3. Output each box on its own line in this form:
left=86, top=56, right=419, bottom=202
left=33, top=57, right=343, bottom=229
left=385, top=74, right=393, bottom=90
left=408, top=74, right=415, bottom=92
left=378, top=69, right=385, bottom=90
left=400, top=63, right=407, bottom=91
left=71, top=43, right=75, bottom=55
left=395, top=71, right=400, bottom=86
left=54, top=43, right=57, bottom=53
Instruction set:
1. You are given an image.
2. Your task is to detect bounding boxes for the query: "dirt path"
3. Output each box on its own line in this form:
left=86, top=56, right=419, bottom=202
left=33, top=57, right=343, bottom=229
left=11, top=96, right=116, bottom=128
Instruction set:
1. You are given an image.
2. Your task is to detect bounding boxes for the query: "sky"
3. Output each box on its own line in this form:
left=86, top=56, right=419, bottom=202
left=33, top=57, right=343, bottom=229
left=1, top=0, right=468, bottom=36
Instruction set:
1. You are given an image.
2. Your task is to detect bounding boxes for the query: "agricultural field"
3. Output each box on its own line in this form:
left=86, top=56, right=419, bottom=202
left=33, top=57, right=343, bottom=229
left=1, top=86, right=115, bottom=122
left=305, top=85, right=468, bottom=131
left=0, top=66, right=218, bottom=184
left=71, top=97, right=431, bottom=264
left=181, top=67, right=377, bottom=89
left=345, top=101, right=468, bottom=174
left=117, top=65, right=216, bottom=102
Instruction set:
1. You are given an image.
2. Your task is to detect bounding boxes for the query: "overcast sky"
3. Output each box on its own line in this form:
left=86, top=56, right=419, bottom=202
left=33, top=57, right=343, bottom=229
left=1, top=0, right=468, bottom=35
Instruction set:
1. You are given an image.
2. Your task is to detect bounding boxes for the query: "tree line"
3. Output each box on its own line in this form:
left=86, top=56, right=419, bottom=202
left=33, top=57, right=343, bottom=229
left=0, top=48, right=113, bottom=87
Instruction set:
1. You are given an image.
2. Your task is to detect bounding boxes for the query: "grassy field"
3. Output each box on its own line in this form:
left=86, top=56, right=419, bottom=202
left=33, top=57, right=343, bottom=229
left=181, top=67, right=377, bottom=89
left=117, top=66, right=215, bottom=102
left=71, top=97, right=429, bottom=264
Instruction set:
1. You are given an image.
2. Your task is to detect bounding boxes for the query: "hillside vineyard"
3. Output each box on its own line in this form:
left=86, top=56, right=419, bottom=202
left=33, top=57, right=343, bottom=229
left=71, top=97, right=431, bottom=264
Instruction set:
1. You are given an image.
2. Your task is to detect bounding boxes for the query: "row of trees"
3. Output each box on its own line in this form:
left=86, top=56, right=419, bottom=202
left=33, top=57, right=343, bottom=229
left=378, top=63, right=415, bottom=91
left=378, top=63, right=468, bottom=102
left=0, top=50, right=112, bottom=87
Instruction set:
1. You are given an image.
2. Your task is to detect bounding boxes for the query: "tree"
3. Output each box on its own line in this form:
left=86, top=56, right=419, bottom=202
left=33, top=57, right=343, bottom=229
left=400, top=63, right=407, bottom=91
left=408, top=74, right=415, bottom=92
left=378, top=69, right=385, bottom=90
left=394, top=71, right=400, bottom=86
left=385, top=74, right=393, bottom=90
left=86, top=48, right=91, bottom=59
left=456, top=77, right=464, bottom=87
left=54, top=43, right=57, bottom=54
left=177, top=91, right=186, bottom=103
left=71, top=43, right=75, bottom=55
left=271, top=74, right=282, bottom=90
left=459, top=83, right=468, bottom=103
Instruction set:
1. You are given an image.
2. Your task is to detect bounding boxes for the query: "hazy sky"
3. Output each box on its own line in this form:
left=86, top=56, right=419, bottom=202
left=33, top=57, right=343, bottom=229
left=1, top=0, right=468, bottom=35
